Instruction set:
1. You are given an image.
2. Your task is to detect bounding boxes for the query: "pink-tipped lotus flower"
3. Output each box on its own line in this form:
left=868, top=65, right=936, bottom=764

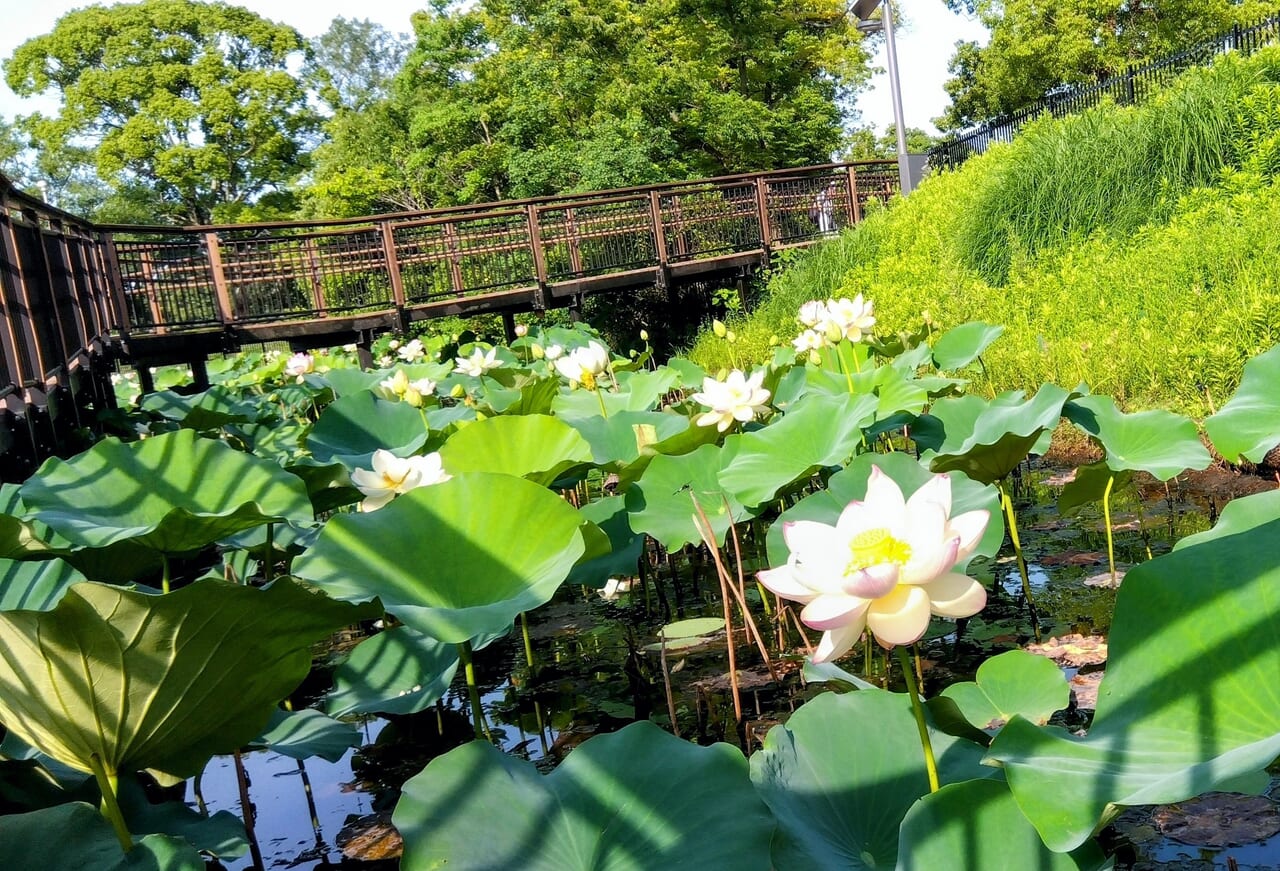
left=350, top=449, right=451, bottom=511
left=759, top=467, right=989, bottom=661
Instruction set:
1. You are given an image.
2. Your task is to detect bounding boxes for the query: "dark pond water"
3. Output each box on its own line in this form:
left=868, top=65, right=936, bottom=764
left=197, top=461, right=1280, bottom=870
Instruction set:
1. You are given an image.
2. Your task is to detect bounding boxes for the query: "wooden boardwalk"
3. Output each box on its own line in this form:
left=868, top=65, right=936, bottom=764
left=0, top=160, right=897, bottom=478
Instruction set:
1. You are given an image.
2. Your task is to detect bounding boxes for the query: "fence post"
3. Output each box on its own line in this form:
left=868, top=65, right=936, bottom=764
left=99, top=233, right=132, bottom=338
left=564, top=208, right=585, bottom=275
left=302, top=237, right=327, bottom=316
left=380, top=220, right=407, bottom=310
left=1125, top=65, right=1136, bottom=104
left=442, top=221, right=466, bottom=295
left=526, top=205, right=549, bottom=310
left=203, top=231, right=235, bottom=325
left=648, top=191, right=669, bottom=269
left=845, top=166, right=862, bottom=224
left=754, top=177, right=773, bottom=249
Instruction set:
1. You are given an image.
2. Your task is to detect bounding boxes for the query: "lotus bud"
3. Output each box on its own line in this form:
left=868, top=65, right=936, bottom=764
left=713, top=320, right=727, bottom=338
left=715, top=368, right=728, bottom=381
left=389, top=339, right=401, bottom=350
left=531, top=343, right=546, bottom=359
left=515, top=324, right=528, bottom=337
left=726, top=330, right=737, bottom=344
left=824, top=321, right=843, bottom=344
left=404, top=387, right=424, bottom=408
left=450, top=383, right=466, bottom=398
left=640, top=329, right=649, bottom=342
left=769, top=334, right=780, bottom=346
left=808, top=349, right=821, bottom=366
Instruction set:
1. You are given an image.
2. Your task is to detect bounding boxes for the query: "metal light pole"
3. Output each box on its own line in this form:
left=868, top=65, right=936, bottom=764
left=852, top=0, right=923, bottom=194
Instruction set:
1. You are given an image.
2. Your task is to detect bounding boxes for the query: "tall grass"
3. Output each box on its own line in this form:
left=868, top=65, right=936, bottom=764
left=688, top=48, right=1280, bottom=415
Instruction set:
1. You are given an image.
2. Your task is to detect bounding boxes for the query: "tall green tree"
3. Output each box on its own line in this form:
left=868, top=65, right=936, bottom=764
left=4, top=0, right=319, bottom=224
left=939, top=0, right=1280, bottom=130
left=305, top=17, right=411, bottom=114
left=306, top=0, right=873, bottom=216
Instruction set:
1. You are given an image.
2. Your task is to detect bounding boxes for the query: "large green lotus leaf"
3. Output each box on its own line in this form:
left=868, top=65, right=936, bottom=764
left=625, top=443, right=749, bottom=550
left=765, top=452, right=1004, bottom=571
left=1057, top=462, right=1133, bottom=517
left=938, top=650, right=1070, bottom=733
left=438, top=414, right=594, bottom=487
left=930, top=322, right=1005, bottom=371
left=0, top=556, right=86, bottom=611
left=116, top=777, right=248, bottom=859
left=1203, top=344, right=1280, bottom=464
left=913, top=385, right=1071, bottom=483
left=250, top=708, right=359, bottom=762
left=293, top=473, right=586, bottom=644
left=552, top=368, right=681, bottom=419
left=494, top=374, right=560, bottom=416
left=0, top=802, right=205, bottom=870
left=566, top=495, right=645, bottom=589
left=718, top=393, right=879, bottom=509
left=394, top=721, right=773, bottom=871
left=306, top=391, right=431, bottom=468
left=140, top=386, right=262, bottom=430
left=1064, top=395, right=1211, bottom=480
left=19, top=430, right=313, bottom=554
left=874, top=366, right=930, bottom=418
left=322, top=362, right=454, bottom=398
left=326, top=626, right=459, bottom=717
left=568, top=411, right=689, bottom=466
left=987, top=512, right=1280, bottom=852
left=1173, top=488, right=1280, bottom=551
left=283, top=458, right=362, bottom=514
left=663, top=357, right=708, bottom=389
left=0, top=578, right=376, bottom=781
left=750, top=688, right=993, bottom=870
left=896, top=778, right=1109, bottom=871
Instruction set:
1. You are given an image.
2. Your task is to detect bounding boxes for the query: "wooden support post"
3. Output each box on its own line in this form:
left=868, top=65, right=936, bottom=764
left=190, top=356, right=210, bottom=390
left=649, top=191, right=670, bottom=288
left=564, top=208, right=585, bottom=276
left=99, top=233, right=132, bottom=338
left=3, top=214, right=52, bottom=381
left=138, top=250, right=167, bottom=333
left=203, top=231, right=235, bottom=325
left=0, top=216, right=30, bottom=385
left=502, top=311, right=517, bottom=343
left=137, top=364, right=155, bottom=394
left=302, top=237, right=326, bottom=316
left=526, top=205, right=549, bottom=309
left=381, top=221, right=407, bottom=308
left=754, top=177, right=772, bottom=249
left=847, top=166, right=863, bottom=224
left=443, top=221, right=466, bottom=295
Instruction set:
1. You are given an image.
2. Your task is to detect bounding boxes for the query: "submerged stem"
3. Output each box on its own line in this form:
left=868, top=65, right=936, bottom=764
left=161, top=553, right=171, bottom=595
left=263, top=522, right=275, bottom=584
left=89, top=754, right=132, bottom=853
left=998, top=481, right=1040, bottom=640
left=457, top=640, right=490, bottom=741
left=1102, top=474, right=1117, bottom=584
left=520, top=611, right=536, bottom=669
left=894, top=646, right=939, bottom=794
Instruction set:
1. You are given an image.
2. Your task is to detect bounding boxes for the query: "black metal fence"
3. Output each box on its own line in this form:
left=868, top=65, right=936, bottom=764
left=930, top=14, right=1280, bottom=169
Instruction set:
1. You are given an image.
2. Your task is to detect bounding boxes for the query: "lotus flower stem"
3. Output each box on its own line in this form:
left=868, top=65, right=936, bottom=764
left=997, top=481, right=1040, bottom=639
left=1103, top=474, right=1118, bottom=584
left=297, top=759, right=323, bottom=846
left=193, top=765, right=208, bottom=817
left=233, top=750, right=265, bottom=871
left=893, top=646, right=940, bottom=794
left=658, top=627, right=682, bottom=738
left=520, top=612, right=536, bottom=669
left=457, top=640, right=491, bottom=741
left=725, top=515, right=779, bottom=679
left=160, top=553, right=171, bottom=595
left=264, top=522, right=275, bottom=583
left=89, top=753, right=132, bottom=852
left=595, top=387, right=610, bottom=419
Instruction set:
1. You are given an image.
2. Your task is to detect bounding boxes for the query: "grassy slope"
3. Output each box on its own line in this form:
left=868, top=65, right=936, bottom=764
left=690, top=49, right=1280, bottom=415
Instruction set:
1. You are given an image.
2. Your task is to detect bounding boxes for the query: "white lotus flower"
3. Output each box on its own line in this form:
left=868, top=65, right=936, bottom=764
left=823, top=295, right=877, bottom=343
left=691, top=369, right=771, bottom=432
left=398, top=338, right=426, bottom=361
left=545, top=344, right=564, bottom=361
left=285, top=352, right=314, bottom=379
left=378, top=369, right=411, bottom=400
left=342, top=343, right=358, bottom=353
left=553, top=341, right=610, bottom=389
left=798, top=300, right=829, bottom=328
left=350, top=450, right=451, bottom=511
left=515, top=324, right=529, bottom=337
left=455, top=346, right=500, bottom=377
left=759, top=467, right=989, bottom=660
left=792, top=329, right=827, bottom=353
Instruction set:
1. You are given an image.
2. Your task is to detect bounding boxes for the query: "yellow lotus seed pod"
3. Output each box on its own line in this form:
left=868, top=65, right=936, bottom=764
left=450, top=383, right=466, bottom=398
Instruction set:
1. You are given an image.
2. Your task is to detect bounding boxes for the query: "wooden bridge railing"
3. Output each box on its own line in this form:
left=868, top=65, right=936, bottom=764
left=100, top=160, right=899, bottom=340
left=0, top=174, right=118, bottom=480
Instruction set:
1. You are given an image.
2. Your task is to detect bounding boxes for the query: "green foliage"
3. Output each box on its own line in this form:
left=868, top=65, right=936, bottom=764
left=939, top=0, right=1277, bottom=128
left=306, top=0, right=872, bottom=215
left=394, top=721, right=775, bottom=870
left=693, top=49, right=1280, bottom=413
left=5, top=0, right=317, bottom=224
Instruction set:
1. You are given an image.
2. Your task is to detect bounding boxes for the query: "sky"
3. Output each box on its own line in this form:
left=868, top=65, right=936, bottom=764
left=0, top=0, right=989, bottom=136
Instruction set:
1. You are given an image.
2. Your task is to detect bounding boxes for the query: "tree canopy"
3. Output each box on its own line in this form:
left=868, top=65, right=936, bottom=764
left=306, top=0, right=874, bottom=217
left=938, top=0, right=1280, bottom=130
left=4, top=0, right=319, bottom=224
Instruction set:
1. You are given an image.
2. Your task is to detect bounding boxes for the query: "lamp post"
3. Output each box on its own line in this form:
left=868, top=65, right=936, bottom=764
left=852, top=0, right=924, bottom=194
